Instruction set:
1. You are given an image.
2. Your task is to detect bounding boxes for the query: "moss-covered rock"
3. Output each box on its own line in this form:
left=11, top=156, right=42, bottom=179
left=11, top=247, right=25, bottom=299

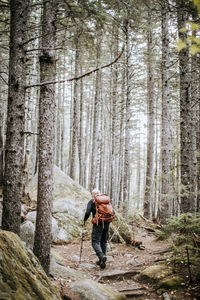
left=109, top=213, right=134, bottom=244
left=70, top=279, right=126, bottom=300
left=157, top=276, right=185, bottom=291
left=139, top=265, right=174, bottom=283
left=0, top=230, right=62, bottom=300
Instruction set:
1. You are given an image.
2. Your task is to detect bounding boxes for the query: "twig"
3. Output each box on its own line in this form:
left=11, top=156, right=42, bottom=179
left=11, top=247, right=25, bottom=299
left=26, top=47, right=63, bottom=53
left=26, top=45, right=124, bottom=89
left=186, top=246, right=193, bottom=283
left=23, top=131, right=38, bottom=135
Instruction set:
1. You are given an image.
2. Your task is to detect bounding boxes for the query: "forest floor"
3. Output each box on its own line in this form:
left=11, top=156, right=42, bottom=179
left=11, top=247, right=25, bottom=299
left=52, top=219, right=199, bottom=300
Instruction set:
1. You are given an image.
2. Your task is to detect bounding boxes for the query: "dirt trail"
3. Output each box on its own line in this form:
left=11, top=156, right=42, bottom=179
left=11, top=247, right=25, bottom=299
left=52, top=223, right=173, bottom=299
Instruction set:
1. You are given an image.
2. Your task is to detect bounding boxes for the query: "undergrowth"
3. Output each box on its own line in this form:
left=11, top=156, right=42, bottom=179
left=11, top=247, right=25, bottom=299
left=157, top=213, right=200, bottom=283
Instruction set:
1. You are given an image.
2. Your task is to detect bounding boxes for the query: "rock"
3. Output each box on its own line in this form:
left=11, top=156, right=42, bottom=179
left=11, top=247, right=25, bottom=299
left=23, top=166, right=91, bottom=246
left=158, top=276, right=185, bottom=291
left=162, top=292, right=171, bottom=300
left=26, top=166, right=91, bottom=206
left=126, top=259, right=139, bottom=266
left=107, top=255, right=114, bottom=262
left=70, top=279, right=126, bottom=300
left=0, top=230, right=62, bottom=300
left=71, top=255, right=80, bottom=262
left=20, top=220, right=35, bottom=249
left=79, top=263, right=96, bottom=269
left=139, top=265, right=174, bottom=283
left=50, top=256, right=88, bottom=281
left=20, top=216, right=60, bottom=249
left=26, top=211, right=37, bottom=223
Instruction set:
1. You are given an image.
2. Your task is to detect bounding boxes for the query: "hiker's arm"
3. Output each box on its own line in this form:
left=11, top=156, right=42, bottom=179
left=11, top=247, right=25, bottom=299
left=84, top=200, right=92, bottom=223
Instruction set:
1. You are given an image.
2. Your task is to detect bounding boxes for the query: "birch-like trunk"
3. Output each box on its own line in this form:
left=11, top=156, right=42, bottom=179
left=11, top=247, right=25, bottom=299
left=33, top=0, right=56, bottom=274
left=2, top=0, right=30, bottom=234
left=143, top=7, right=155, bottom=219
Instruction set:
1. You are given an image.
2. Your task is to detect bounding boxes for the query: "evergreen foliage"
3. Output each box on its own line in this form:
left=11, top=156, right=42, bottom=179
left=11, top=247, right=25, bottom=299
left=158, top=213, right=200, bottom=268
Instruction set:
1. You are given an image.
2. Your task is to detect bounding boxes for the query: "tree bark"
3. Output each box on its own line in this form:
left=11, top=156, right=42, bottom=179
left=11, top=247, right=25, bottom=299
left=89, top=24, right=102, bottom=191
left=2, top=0, right=30, bottom=234
left=160, top=0, right=173, bottom=223
left=33, top=0, right=56, bottom=275
left=0, top=112, right=3, bottom=187
left=143, top=6, right=155, bottom=219
left=69, top=32, right=80, bottom=180
left=123, top=14, right=131, bottom=208
left=176, top=0, right=197, bottom=213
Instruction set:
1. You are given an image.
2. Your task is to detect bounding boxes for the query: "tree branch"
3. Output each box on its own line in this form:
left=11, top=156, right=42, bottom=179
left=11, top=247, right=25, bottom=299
left=26, top=47, right=63, bottom=53
left=26, top=45, right=125, bottom=89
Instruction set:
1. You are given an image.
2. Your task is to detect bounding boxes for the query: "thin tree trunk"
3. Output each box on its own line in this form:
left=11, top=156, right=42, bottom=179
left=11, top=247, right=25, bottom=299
left=2, top=0, right=30, bottom=234
left=33, top=0, right=56, bottom=275
left=143, top=7, right=155, bottom=219
left=160, top=0, right=173, bottom=223
left=90, top=25, right=102, bottom=191
left=123, top=15, right=131, bottom=209
left=69, top=33, right=80, bottom=180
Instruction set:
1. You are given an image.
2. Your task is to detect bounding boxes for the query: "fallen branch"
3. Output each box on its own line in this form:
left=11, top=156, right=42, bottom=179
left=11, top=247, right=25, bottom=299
left=26, top=45, right=124, bottom=89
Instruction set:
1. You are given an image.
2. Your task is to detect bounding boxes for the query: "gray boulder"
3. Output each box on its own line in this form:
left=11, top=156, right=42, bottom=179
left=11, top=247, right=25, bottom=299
left=70, top=279, right=126, bottom=300
left=21, top=166, right=91, bottom=246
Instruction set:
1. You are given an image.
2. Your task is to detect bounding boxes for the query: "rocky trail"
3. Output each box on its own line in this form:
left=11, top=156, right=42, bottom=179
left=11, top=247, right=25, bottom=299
left=51, top=221, right=191, bottom=299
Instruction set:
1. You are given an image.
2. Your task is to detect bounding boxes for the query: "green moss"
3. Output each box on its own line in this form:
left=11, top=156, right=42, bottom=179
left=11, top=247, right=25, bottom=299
left=0, top=230, right=62, bottom=300
left=158, top=276, right=185, bottom=291
left=111, top=213, right=134, bottom=244
left=140, top=265, right=174, bottom=283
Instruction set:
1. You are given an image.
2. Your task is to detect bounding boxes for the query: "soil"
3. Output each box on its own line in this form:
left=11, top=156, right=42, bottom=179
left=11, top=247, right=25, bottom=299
left=52, top=220, right=199, bottom=300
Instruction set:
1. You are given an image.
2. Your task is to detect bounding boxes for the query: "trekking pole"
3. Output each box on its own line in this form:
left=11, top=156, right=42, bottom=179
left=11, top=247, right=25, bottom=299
left=79, top=222, right=85, bottom=265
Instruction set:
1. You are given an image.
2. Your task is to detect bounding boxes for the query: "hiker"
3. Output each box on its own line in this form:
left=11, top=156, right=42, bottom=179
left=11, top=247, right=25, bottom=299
left=84, top=188, right=113, bottom=269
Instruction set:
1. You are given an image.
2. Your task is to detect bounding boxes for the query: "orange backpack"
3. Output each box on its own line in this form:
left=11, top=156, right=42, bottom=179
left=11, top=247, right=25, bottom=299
left=92, top=194, right=115, bottom=226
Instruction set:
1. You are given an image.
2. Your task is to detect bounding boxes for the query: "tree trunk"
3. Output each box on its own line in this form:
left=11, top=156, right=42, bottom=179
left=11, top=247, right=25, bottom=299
left=0, top=112, right=3, bottom=187
left=123, top=15, right=131, bottom=209
left=143, top=6, right=155, bottom=219
left=160, top=0, right=173, bottom=223
left=176, top=0, right=197, bottom=213
left=33, top=0, right=56, bottom=275
left=89, top=25, right=102, bottom=191
left=2, top=0, right=30, bottom=234
left=69, top=33, right=80, bottom=180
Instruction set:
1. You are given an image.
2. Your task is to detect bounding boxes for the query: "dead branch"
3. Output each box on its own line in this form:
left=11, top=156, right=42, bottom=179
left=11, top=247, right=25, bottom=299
left=26, top=45, right=124, bottom=89
left=26, top=47, right=63, bottom=53
left=23, top=131, right=38, bottom=135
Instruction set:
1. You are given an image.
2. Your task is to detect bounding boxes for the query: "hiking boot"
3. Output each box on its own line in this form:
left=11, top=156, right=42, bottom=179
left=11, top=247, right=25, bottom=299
left=99, top=255, right=107, bottom=269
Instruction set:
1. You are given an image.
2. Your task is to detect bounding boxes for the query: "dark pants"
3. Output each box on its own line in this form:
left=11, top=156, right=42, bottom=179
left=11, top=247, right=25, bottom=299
left=92, top=222, right=110, bottom=259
